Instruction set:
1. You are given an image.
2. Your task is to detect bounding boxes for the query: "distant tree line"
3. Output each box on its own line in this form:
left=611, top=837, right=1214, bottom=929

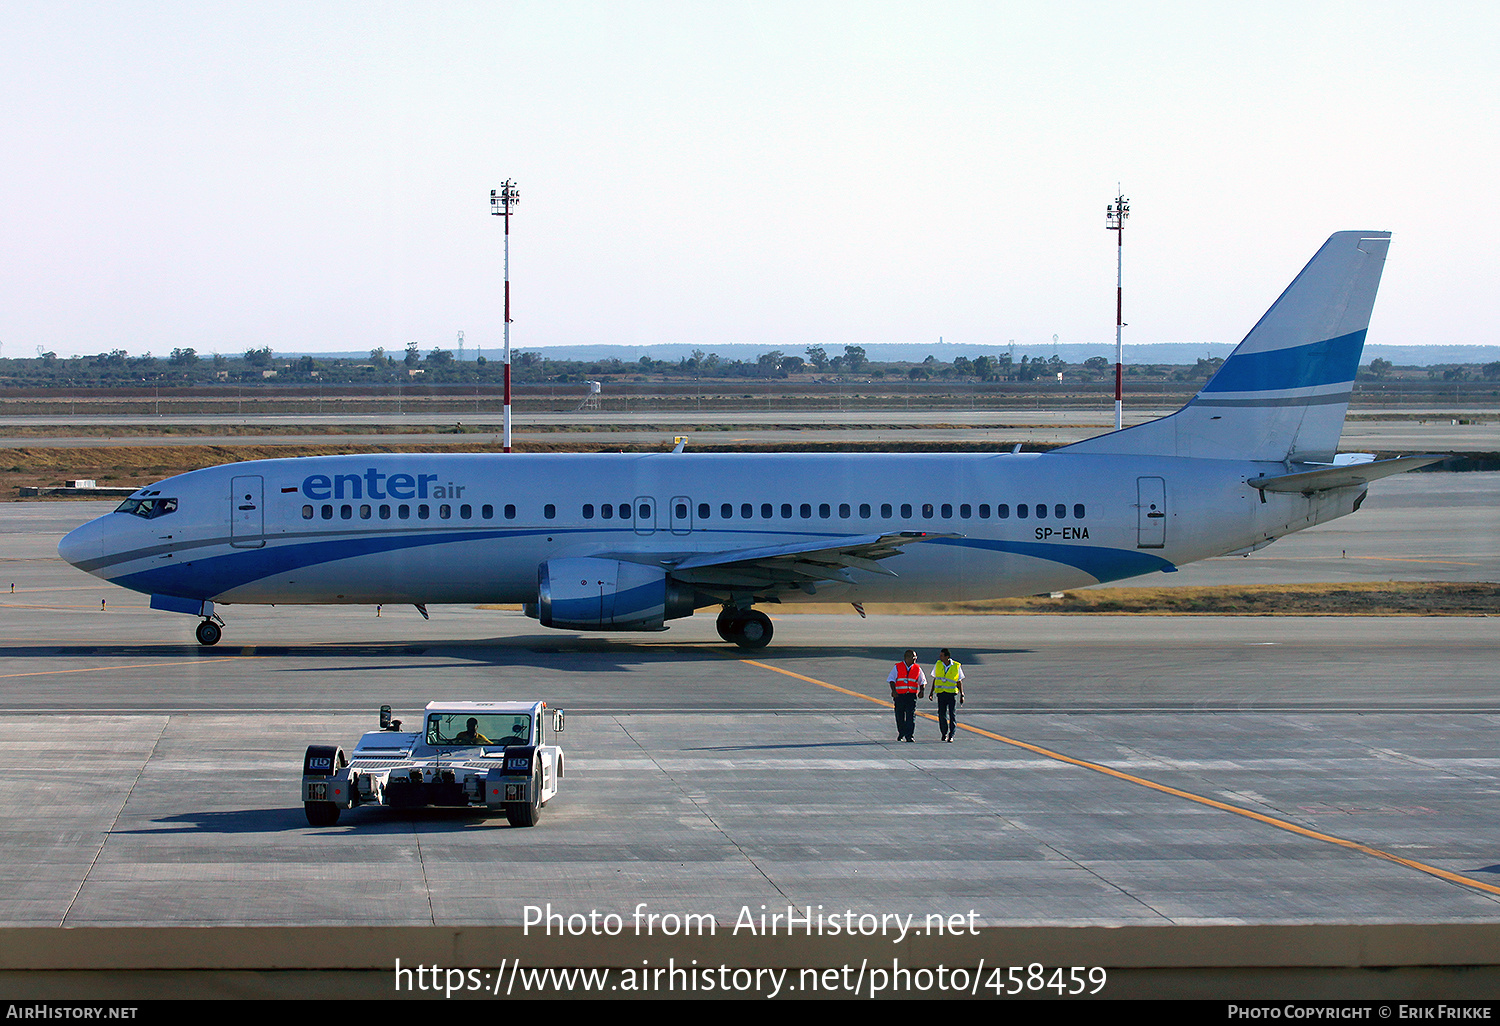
left=0, top=345, right=1494, bottom=388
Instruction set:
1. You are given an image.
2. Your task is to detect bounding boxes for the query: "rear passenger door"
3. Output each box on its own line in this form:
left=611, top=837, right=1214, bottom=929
left=1137, top=477, right=1166, bottom=549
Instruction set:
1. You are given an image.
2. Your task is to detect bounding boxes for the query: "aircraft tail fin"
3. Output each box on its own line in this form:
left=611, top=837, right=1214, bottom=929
left=1060, top=231, right=1391, bottom=463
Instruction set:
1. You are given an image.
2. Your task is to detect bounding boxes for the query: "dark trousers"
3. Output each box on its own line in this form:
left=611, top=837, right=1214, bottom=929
left=893, top=694, right=917, bottom=740
left=936, top=693, right=957, bottom=738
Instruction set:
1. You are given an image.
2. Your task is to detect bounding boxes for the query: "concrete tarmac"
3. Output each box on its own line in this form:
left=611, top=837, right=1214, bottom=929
left=1, top=479, right=1498, bottom=936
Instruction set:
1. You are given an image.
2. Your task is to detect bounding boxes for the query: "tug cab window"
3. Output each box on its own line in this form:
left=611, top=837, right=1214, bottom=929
left=425, top=712, right=532, bottom=747
left=114, top=497, right=178, bottom=520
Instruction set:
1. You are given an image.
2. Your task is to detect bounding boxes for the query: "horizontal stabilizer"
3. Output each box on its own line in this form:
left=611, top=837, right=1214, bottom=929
left=1246, top=456, right=1444, bottom=494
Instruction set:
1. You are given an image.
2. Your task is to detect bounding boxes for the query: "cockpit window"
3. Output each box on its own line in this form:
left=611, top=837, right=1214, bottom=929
left=425, top=713, right=531, bottom=747
left=114, top=497, right=178, bottom=520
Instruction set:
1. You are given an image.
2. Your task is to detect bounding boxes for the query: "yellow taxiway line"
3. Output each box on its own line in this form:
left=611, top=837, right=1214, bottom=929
left=742, top=657, right=1500, bottom=899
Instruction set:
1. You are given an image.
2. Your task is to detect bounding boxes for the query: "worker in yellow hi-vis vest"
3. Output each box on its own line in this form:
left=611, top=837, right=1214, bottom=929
left=929, top=648, right=965, bottom=742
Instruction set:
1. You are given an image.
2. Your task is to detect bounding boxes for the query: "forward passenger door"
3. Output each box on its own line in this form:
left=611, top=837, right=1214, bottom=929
left=231, top=475, right=265, bottom=548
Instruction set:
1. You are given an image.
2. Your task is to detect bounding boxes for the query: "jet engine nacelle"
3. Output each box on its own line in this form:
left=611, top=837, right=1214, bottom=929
left=534, top=557, right=696, bottom=631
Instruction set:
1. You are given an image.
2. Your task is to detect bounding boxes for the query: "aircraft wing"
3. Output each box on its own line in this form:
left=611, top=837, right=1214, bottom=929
left=664, top=531, right=957, bottom=589
left=1246, top=455, right=1444, bottom=495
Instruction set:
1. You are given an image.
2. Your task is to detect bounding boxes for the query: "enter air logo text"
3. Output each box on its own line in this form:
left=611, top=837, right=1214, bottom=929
left=301, top=470, right=469, bottom=501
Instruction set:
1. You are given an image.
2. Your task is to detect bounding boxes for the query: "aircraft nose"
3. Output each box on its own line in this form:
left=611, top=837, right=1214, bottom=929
left=58, top=517, right=107, bottom=569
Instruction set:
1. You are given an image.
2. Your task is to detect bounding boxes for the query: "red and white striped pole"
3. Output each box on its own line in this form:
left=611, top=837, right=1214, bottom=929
left=1106, top=191, right=1129, bottom=432
left=491, top=181, right=520, bottom=452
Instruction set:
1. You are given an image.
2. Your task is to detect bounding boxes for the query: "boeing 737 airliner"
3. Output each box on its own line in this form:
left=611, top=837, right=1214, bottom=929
left=59, top=231, right=1432, bottom=649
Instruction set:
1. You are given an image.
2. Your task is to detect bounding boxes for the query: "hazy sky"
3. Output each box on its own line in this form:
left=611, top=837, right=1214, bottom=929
left=2, top=1, right=1496, bottom=359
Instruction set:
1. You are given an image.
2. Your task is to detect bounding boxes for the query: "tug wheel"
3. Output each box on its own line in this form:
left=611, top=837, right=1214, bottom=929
left=304, top=801, right=340, bottom=827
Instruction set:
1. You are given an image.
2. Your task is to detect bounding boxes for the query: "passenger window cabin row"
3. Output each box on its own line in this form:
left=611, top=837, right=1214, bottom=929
left=301, top=499, right=1085, bottom=524
left=665, top=501, right=1086, bottom=522
left=302, top=503, right=517, bottom=521
left=657, top=501, right=1080, bottom=522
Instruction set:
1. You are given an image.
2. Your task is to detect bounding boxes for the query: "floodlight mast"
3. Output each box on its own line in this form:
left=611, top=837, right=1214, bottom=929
left=1106, top=190, right=1129, bottom=431
left=491, top=181, right=520, bottom=451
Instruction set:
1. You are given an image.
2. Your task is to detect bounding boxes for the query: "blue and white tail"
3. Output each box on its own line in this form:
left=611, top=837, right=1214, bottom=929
left=1061, top=231, right=1391, bottom=463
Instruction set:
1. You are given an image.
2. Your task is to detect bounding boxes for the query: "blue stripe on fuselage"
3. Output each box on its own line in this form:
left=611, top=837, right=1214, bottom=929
left=113, top=527, right=1176, bottom=601
left=110, top=529, right=523, bottom=598
left=108, top=526, right=845, bottom=598
left=929, top=537, right=1175, bottom=583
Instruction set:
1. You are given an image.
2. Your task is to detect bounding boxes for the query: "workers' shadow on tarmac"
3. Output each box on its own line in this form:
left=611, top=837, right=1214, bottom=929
left=685, top=741, right=891, bottom=752
left=268, top=636, right=1032, bottom=675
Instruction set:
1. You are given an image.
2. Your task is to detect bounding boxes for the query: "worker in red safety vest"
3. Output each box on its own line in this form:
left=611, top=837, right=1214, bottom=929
left=887, top=649, right=927, bottom=743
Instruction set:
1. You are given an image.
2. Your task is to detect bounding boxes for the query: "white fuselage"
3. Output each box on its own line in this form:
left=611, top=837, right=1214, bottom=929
left=58, top=449, right=1358, bottom=609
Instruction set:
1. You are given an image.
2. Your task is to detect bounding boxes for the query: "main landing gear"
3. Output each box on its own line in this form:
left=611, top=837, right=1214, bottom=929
left=195, top=618, right=223, bottom=646
left=716, top=607, right=773, bottom=650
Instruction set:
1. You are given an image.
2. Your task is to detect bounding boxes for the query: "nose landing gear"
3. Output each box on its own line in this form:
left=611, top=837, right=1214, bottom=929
left=715, top=607, right=773, bottom=650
